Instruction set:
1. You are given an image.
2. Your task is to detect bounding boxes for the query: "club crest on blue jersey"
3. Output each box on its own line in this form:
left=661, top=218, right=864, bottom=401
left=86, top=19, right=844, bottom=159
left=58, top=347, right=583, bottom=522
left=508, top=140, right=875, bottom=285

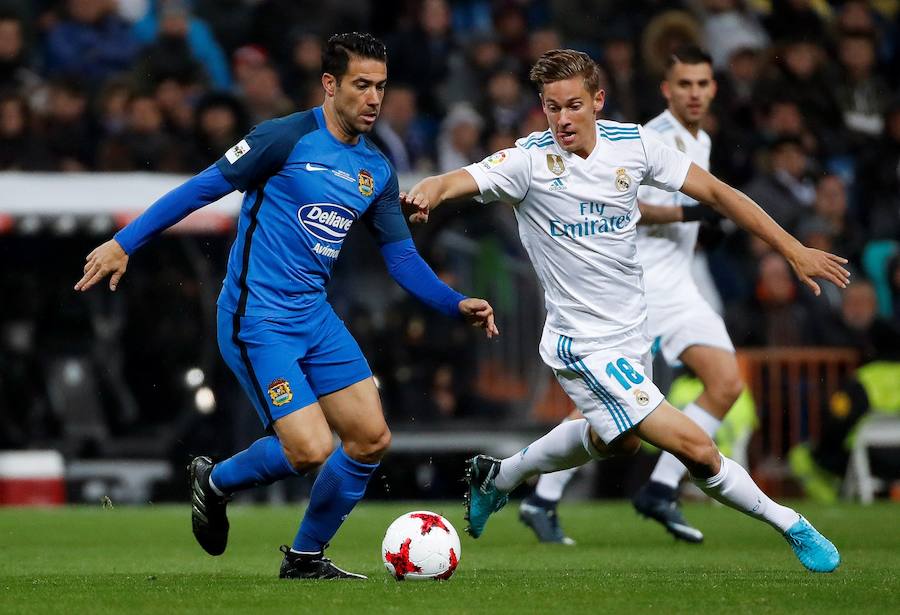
left=297, top=203, right=356, bottom=243
left=358, top=169, right=374, bottom=196
left=268, top=378, right=293, bottom=406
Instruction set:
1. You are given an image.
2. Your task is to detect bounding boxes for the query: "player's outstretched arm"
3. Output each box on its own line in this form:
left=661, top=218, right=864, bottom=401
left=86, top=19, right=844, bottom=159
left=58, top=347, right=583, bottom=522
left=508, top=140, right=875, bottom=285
left=400, top=169, right=480, bottom=224
left=379, top=239, right=499, bottom=338
left=74, top=165, right=235, bottom=292
left=680, top=164, right=850, bottom=295
left=638, top=202, right=721, bottom=225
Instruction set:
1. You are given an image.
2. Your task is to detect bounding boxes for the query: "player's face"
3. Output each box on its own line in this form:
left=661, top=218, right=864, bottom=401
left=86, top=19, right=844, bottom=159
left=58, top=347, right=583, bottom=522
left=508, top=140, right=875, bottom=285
left=661, top=62, right=716, bottom=126
left=541, top=77, right=605, bottom=157
left=328, top=57, right=387, bottom=135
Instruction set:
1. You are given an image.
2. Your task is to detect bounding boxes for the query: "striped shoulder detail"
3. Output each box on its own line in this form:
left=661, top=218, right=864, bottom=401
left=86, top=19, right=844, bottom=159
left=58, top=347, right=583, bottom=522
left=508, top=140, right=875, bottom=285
left=645, top=116, right=674, bottom=133
left=517, top=130, right=554, bottom=149
left=597, top=121, right=641, bottom=142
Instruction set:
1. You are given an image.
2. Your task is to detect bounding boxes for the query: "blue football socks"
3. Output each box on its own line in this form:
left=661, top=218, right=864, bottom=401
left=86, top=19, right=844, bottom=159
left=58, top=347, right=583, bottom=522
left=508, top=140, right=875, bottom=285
left=209, top=435, right=298, bottom=494
left=292, top=447, right=379, bottom=553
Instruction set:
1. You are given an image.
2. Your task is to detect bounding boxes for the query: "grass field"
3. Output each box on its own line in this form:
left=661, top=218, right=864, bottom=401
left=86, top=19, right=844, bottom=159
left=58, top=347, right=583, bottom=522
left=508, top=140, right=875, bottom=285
left=1, top=501, right=897, bottom=614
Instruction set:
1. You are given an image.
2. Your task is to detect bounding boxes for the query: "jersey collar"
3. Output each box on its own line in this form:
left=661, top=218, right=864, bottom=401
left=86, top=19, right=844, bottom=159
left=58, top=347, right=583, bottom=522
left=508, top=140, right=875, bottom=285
left=313, top=106, right=366, bottom=149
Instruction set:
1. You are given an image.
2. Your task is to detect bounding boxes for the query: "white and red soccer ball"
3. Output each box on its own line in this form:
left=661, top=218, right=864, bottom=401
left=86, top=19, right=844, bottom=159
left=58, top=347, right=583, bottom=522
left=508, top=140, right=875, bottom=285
left=382, top=511, right=461, bottom=581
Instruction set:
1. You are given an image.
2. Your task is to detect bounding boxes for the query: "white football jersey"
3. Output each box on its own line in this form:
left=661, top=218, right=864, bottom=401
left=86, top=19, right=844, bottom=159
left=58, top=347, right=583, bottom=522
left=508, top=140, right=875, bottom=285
left=464, top=120, right=692, bottom=349
left=636, top=110, right=712, bottom=304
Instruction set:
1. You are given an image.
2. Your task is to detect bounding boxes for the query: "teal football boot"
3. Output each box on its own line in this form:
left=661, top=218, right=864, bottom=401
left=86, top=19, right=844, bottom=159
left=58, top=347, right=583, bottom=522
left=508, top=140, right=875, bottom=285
left=463, top=455, right=509, bottom=538
left=784, top=516, right=841, bottom=573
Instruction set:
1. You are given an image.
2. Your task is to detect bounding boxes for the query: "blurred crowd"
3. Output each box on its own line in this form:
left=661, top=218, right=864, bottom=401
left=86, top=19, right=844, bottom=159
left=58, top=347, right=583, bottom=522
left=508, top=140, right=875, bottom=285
left=1, top=0, right=900, bottom=444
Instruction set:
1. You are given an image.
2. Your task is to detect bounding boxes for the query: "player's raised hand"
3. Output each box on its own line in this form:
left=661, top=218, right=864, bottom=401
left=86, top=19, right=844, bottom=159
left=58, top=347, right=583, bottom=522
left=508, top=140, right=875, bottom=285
left=74, top=239, right=129, bottom=292
left=785, top=245, right=850, bottom=296
left=458, top=298, right=500, bottom=339
left=401, top=176, right=444, bottom=224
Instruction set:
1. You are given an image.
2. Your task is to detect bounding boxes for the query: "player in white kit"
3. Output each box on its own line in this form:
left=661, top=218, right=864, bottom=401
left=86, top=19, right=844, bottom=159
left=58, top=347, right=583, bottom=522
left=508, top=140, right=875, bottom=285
left=403, top=49, right=847, bottom=572
left=521, top=46, right=741, bottom=545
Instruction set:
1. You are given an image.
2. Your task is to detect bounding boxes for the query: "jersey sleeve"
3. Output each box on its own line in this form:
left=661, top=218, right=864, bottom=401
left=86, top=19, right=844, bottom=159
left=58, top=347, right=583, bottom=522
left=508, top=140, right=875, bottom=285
left=362, top=168, right=412, bottom=246
left=462, top=147, right=532, bottom=205
left=638, top=125, right=692, bottom=193
left=214, top=117, right=301, bottom=192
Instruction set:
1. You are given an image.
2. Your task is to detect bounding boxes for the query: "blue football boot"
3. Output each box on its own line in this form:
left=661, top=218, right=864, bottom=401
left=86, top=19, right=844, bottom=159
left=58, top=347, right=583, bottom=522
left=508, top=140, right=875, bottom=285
left=784, top=516, right=841, bottom=573
left=463, top=455, right=509, bottom=538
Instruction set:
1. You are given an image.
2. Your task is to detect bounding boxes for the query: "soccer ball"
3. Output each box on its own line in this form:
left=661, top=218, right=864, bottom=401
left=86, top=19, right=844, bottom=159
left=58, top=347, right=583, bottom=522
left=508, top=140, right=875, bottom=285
left=381, top=510, right=461, bottom=581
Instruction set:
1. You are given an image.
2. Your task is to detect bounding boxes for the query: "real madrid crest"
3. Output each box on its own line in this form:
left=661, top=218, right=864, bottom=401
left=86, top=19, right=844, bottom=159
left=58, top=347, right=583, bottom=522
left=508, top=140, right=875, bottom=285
left=615, top=167, right=631, bottom=192
left=634, top=389, right=650, bottom=406
left=358, top=169, right=374, bottom=197
left=268, top=378, right=293, bottom=407
left=546, top=154, right=566, bottom=176
left=674, top=136, right=687, bottom=153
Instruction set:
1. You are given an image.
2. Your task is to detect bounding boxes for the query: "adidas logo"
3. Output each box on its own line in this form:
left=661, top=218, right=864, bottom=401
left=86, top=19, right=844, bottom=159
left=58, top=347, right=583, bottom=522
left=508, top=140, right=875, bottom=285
left=549, top=178, right=567, bottom=192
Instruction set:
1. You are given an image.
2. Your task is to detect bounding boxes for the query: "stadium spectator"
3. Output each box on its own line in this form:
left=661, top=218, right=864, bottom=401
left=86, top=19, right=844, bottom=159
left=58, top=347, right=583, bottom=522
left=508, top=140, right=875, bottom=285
left=742, top=136, right=816, bottom=232
left=856, top=101, right=900, bottom=239
left=698, top=0, right=768, bottom=71
left=97, top=91, right=183, bottom=171
left=95, top=77, right=132, bottom=138
left=812, top=174, right=866, bottom=266
left=726, top=252, right=819, bottom=347
left=44, top=0, right=139, bottom=87
left=384, top=0, right=456, bottom=115
left=39, top=78, right=95, bottom=171
left=821, top=280, right=900, bottom=361
left=0, top=92, right=50, bottom=170
left=132, top=0, right=232, bottom=90
left=481, top=68, right=530, bottom=133
left=279, top=31, right=322, bottom=106
left=370, top=84, right=430, bottom=173
left=443, top=32, right=504, bottom=109
left=763, top=0, right=827, bottom=43
left=601, top=36, right=657, bottom=122
left=754, top=38, right=842, bottom=152
left=236, top=63, right=293, bottom=125
left=835, top=30, right=890, bottom=145
left=190, top=92, right=248, bottom=171
left=436, top=103, right=483, bottom=173
left=0, top=10, right=42, bottom=96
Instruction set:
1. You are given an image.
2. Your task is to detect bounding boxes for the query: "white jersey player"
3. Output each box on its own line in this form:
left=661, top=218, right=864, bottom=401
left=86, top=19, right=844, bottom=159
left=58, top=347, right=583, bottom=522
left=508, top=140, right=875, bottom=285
left=525, top=47, right=744, bottom=545
left=404, top=48, right=847, bottom=573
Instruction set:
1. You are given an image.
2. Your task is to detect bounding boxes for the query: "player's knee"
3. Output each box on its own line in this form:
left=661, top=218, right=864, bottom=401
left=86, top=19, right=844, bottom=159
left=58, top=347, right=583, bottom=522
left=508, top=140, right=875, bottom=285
left=282, top=437, right=333, bottom=472
left=608, top=432, right=641, bottom=457
left=345, top=427, right=391, bottom=463
left=709, top=374, right=743, bottom=410
left=684, top=437, right=720, bottom=476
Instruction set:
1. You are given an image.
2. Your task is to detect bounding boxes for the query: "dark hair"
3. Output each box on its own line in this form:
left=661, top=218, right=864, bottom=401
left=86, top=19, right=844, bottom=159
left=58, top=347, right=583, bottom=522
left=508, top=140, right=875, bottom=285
left=321, top=32, right=387, bottom=81
left=529, top=49, right=602, bottom=94
left=665, top=45, right=713, bottom=73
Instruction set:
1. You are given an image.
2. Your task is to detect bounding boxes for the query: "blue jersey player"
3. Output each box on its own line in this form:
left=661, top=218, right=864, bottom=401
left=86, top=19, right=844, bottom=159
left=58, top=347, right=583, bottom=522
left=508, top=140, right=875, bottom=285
left=74, top=33, right=498, bottom=579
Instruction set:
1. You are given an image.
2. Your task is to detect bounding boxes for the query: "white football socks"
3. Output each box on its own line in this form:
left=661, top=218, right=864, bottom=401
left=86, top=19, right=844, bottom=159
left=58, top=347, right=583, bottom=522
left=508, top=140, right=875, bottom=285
left=694, top=454, right=800, bottom=533
left=649, top=402, right=722, bottom=489
left=534, top=467, right=578, bottom=502
left=494, top=418, right=599, bottom=492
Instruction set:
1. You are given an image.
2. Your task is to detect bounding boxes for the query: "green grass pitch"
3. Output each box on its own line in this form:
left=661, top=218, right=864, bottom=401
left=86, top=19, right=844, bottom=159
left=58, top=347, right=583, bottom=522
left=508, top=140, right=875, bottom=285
left=1, top=501, right=897, bottom=614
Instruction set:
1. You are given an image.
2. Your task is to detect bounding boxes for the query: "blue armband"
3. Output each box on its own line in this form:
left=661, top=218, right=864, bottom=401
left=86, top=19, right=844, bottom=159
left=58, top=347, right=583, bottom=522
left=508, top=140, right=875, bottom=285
left=114, top=164, right=234, bottom=254
left=380, top=239, right=467, bottom=318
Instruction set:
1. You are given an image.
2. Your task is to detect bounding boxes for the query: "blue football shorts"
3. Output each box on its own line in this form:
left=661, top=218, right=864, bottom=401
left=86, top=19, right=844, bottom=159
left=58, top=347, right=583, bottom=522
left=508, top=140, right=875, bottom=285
left=217, top=301, right=372, bottom=428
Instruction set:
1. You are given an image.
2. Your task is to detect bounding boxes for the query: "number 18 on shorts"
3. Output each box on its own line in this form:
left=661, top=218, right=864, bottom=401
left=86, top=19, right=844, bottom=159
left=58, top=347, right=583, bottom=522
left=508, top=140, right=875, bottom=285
left=543, top=334, right=665, bottom=444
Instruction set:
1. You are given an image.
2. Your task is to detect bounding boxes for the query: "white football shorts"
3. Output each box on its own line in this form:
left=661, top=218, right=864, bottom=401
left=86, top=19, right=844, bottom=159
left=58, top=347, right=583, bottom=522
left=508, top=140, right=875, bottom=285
left=540, top=330, right=665, bottom=444
left=647, top=291, right=734, bottom=365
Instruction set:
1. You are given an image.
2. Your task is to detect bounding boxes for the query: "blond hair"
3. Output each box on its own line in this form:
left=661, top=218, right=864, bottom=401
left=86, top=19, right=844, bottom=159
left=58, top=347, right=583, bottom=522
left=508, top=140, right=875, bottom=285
left=529, top=49, right=602, bottom=94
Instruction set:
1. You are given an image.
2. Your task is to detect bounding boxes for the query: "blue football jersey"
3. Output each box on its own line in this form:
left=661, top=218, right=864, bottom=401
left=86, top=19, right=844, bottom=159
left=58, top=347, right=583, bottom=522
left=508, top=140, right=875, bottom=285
left=215, top=106, right=410, bottom=316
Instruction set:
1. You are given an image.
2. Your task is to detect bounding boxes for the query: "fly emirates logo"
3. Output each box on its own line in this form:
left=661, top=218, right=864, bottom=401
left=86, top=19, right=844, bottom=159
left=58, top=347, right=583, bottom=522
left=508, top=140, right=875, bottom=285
left=549, top=201, right=632, bottom=239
